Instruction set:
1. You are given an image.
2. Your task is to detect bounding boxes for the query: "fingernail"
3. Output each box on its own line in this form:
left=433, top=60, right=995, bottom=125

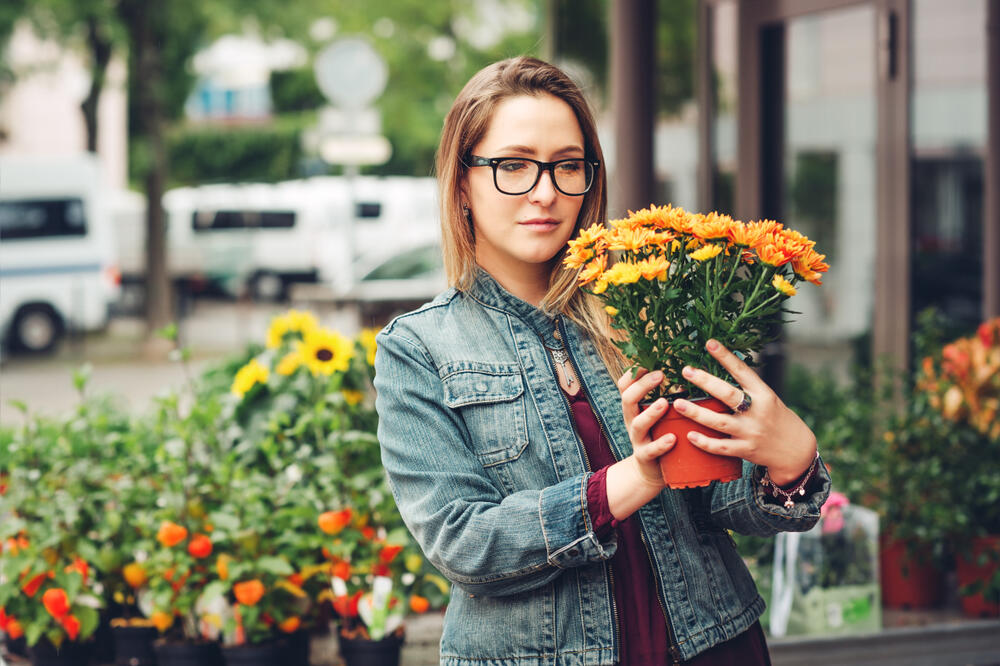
left=651, top=370, right=664, bottom=381
left=688, top=431, right=699, bottom=442
left=682, top=366, right=695, bottom=378
left=674, top=400, right=688, bottom=413
left=706, top=339, right=719, bottom=351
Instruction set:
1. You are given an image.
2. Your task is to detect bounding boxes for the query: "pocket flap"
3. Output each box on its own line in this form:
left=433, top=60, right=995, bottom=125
left=442, top=368, right=524, bottom=408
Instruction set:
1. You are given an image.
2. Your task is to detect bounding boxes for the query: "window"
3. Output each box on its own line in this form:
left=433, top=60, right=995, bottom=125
left=192, top=209, right=296, bottom=231
left=0, top=198, right=87, bottom=240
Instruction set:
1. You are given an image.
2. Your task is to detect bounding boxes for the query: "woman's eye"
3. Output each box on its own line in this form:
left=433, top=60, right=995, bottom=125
left=557, top=161, right=583, bottom=173
left=498, top=160, right=530, bottom=173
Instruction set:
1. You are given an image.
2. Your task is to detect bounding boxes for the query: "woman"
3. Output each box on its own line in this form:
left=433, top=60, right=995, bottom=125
left=374, top=56, right=830, bottom=665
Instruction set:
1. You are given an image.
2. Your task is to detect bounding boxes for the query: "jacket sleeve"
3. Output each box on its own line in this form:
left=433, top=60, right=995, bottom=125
left=373, top=327, right=618, bottom=597
left=701, top=457, right=832, bottom=537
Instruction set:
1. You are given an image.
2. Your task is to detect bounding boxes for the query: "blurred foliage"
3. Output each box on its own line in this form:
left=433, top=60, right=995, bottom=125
left=167, top=112, right=313, bottom=186
left=269, top=68, right=326, bottom=114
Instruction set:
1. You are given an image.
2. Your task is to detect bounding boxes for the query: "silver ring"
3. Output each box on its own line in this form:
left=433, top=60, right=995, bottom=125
left=735, top=391, right=752, bottom=413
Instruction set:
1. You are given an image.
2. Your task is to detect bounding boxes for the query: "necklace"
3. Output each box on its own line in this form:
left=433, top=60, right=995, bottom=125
left=550, top=347, right=574, bottom=387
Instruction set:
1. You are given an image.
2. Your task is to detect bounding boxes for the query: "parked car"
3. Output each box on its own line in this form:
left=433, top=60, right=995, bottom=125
left=0, top=153, right=121, bottom=355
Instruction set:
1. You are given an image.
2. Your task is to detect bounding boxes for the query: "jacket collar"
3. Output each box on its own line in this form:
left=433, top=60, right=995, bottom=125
left=463, top=267, right=564, bottom=348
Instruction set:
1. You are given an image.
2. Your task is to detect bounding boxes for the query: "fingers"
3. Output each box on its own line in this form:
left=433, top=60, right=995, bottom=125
left=686, top=430, right=743, bottom=458
left=618, top=369, right=663, bottom=425
left=681, top=365, right=744, bottom=410
left=672, top=398, right=737, bottom=436
left=704, top=339, right=767, bottom=393
left=634, top=430, right=677, bottom=463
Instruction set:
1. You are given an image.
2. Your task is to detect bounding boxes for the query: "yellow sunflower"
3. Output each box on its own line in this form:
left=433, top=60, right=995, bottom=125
left=342, top=389, right=365, bottom=406
left=299, top=328, right=354, bottom=376
left=266, top=309, right=319, bottom=349
left=231, top=359, right=269, bottom=398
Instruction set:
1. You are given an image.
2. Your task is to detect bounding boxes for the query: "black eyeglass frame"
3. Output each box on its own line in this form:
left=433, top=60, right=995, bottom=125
left=464, top=155, right=601, bottom=196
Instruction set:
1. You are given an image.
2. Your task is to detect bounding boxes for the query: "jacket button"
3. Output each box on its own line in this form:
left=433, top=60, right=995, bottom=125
left=475, top=382, right=488, bottom=392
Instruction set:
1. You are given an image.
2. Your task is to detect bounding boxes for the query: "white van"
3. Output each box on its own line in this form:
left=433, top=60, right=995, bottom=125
left=127, top=176, right=440, bottom=301
left=0, top=153, right=121, bottom=354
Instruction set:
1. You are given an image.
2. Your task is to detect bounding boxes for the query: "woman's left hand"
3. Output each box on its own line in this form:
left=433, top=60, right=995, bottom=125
left=672, top=339, right=817, bottom=486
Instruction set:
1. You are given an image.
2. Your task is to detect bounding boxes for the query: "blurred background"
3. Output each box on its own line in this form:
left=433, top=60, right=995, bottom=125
left=1, top=1, right=999, bottom=662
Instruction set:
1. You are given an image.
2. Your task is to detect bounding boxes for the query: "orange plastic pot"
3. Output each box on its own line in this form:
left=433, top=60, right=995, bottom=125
left=956, top=534, right=1000, bottom=618
left=652, top=397, right=743, bottom=488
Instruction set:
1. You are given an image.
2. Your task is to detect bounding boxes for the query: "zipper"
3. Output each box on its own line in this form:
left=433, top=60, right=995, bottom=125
left=555, top=315, right=683, bottom=665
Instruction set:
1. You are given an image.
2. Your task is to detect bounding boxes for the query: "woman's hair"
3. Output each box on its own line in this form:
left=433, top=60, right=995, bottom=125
left=436, top=56, right=625, bottom=376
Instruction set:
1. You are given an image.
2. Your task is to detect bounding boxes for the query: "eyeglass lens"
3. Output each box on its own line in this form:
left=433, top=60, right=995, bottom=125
left=495, top=159, right=593, bottom=195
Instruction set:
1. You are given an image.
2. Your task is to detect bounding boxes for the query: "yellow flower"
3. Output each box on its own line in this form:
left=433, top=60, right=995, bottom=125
left=276, top=351, right=301, bottom=376
left=266, top=309, right=319, bottom=348
left=602, top=261, right=642, bottom=285
left=299, top=328, right=354, bottom=376
left=604, top=306, right=619, bottom=316
left=359, top=328, right=378, bottom=366
left=342, top=389, right=364, bottom=406
left=771, top=273, right=797, bottom=297
left=688, top=244, right=724, bottom=262
left=231, top=359, right=269, bottom=398
left=591, top=279, right=608, bottom=295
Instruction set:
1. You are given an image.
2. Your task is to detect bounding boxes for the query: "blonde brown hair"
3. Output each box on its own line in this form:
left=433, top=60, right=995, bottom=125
left=435, top=56, right=624, bottom=376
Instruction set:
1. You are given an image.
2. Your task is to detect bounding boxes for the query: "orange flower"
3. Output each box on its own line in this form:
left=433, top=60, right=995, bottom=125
left=360, top=526, right=376, bottom=541
left=157, top=521, right=188, bottom=548
left=332, top=591, right=362, bottom=617
left=187, top=534, right=213, bottom=559
left=378, top=544, right=404, bottom=564
left=60, top=614, right=81, bottom=641
left=727, top=220, right=769, bottom=248
left=409, top=595, right=430, bottom=613
left=318, top=509, right=352, bottom=535
left=65, top=557, right=89, bottom=583
left=754, top=242, right=794, bottom=267
left=234, top=579, right=265, bottom=606
left=6, top=617, right=24, bottom=639
left=123, top=563, right=147, bottom=589
left=278, top=616, right=301, bottom=633
left=577, top=254, right=608, bottom=285
left=607, top=226, right=653, bottom=252
left=637, top=255, right=670, bottom=281
left=691, top=212, right=734, bottom=241
left=42, top=588, right=70, bottom=618
left=332, top=561, right=351, bottom=580
left=151, top=610, right=174, bottom=632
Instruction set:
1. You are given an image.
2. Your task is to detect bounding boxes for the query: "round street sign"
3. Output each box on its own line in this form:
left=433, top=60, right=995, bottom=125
left=314, top=37, right=388, bottom=110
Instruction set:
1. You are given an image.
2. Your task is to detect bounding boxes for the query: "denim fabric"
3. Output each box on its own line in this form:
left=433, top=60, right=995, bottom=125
left=374, top=269, right=831, bottom=665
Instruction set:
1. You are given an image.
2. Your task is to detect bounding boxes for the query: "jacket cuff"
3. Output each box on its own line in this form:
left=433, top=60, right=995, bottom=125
left=539, top=473, right=618, bottom=568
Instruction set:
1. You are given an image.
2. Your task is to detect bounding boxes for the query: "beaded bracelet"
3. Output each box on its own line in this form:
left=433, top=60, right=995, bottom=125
left=761, top=452, right=820, bottom=509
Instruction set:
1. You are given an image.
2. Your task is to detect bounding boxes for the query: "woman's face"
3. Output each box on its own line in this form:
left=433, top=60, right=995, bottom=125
left=462, top=93, right=586, bottom=287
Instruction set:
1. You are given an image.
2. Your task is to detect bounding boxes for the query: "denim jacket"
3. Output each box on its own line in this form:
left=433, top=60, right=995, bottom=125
left=374, top=270, right=831, bottom=666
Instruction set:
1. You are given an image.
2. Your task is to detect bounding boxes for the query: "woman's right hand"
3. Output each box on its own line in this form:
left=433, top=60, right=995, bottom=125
left=606, top=369, right=676, bottom=519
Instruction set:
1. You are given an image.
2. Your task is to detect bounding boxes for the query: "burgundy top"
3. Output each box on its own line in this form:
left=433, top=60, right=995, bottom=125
left=567, top=388, right=776, bottom=665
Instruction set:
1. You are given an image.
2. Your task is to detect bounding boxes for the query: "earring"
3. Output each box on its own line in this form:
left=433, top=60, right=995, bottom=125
left=462, top=205, right=471, bottom=222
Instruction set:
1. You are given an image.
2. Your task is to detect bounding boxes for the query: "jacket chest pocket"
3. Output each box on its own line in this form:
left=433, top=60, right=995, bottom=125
left=442, top=364, right=529, bottom=468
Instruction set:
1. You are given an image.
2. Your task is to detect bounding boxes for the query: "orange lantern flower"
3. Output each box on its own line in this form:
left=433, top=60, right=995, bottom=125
left=318, top=509, right=352, bottom=535
left=42, top=588, right=70, bottom=618
left=187, top=534, right=213, bottom=559
left=157, top=521, right=188, bottom=548
left=233, top=579, right=265, bottom=606
left=409, top=595, right=430, bottom=613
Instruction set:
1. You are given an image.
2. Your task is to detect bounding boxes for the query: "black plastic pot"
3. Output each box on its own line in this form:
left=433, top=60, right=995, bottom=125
left=153, top=639, right=223, bottom=666
left=221, top=638, right=287, bottom=666
left=113, top=625, right=159, bottom=666
left=27, top=638, right=94, bottom=666
left=338, top=630, right=404, bottom=666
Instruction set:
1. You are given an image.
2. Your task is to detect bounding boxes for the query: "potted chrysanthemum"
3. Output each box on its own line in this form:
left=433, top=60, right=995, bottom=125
left=563, top=204, right=828, bottom=487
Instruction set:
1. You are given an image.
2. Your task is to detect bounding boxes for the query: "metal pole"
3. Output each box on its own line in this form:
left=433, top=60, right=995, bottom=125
left=984, top=0, right=1000, bottom=318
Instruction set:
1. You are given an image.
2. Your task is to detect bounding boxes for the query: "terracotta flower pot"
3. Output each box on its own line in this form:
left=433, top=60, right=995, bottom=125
left=652, top=397, right=743, bottom=488
left=956, top=534, right=1000, bottom=618
left=878, top=535, right=944, bottom=609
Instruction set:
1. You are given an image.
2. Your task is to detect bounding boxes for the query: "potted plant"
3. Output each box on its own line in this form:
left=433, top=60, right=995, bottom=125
left=563, top=205, right=828, bottom=487
left=904, top=315, right=1000, bottom=616
left=317, top=512, right=448, bottom=666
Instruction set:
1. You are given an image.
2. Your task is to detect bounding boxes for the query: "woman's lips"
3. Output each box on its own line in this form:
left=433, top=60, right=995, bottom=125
left=519, top=217, right=559, bottom=228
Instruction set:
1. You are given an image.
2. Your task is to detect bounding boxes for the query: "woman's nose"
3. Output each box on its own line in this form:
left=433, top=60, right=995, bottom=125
left=528, top=168, right=558, bottom=205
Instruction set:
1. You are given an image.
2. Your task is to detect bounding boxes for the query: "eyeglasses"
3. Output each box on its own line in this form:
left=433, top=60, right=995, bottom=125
left=464, top=155, right=600, bottom=196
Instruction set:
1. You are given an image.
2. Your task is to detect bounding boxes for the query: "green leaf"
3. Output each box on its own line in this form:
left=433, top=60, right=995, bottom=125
left=255, top=555, right=294, bottom=576
left=77, top=606, right=100, bottom=640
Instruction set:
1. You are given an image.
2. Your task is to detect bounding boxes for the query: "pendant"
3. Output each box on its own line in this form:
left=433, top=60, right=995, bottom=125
left=550, top=348, right=574, bottom=386
left=783, top=499, right=795, bottom=509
